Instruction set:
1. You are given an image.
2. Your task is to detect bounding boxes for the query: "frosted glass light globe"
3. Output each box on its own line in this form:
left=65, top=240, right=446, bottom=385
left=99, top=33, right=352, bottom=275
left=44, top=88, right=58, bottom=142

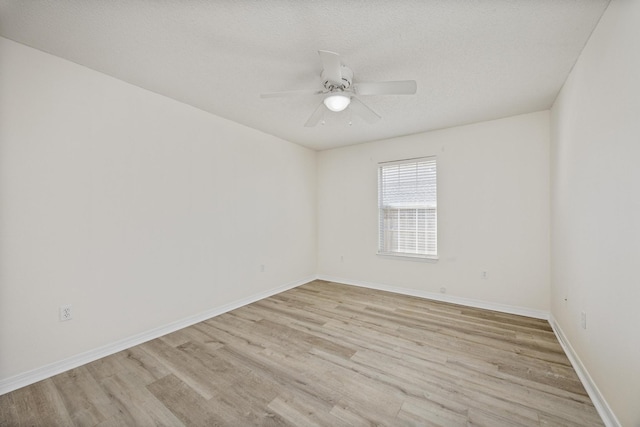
left=323, top=94, right=351, bottom=112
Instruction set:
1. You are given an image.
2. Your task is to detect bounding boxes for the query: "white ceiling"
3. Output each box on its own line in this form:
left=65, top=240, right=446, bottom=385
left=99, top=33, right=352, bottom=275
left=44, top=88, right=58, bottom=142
left=0, top=0, right=609, bottom=150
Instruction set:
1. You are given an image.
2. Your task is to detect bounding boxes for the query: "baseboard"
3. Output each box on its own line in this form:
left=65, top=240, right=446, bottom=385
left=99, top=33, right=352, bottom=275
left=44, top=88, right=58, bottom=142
left=317, top=275, right=549, bottom=320
left=0, top=275, right=316, bottom=395
left=3, top=274, right=616, bottom=427
left=549, top=315, right=620, bottom=427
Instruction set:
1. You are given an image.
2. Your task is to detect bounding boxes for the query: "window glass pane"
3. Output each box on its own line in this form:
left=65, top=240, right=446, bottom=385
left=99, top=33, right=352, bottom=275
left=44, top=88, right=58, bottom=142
left=378, top=157, right=437, bottom=258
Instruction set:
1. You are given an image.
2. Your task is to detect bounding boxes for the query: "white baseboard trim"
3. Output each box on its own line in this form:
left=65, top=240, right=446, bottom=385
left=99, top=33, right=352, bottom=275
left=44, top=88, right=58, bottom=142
left=549, top=315, right=620, bottom=427
left=4, top=274, right=616, bottom=427
left=0, top=275, right=315, bottom=395
left=316, top=275, right=549, bottom=320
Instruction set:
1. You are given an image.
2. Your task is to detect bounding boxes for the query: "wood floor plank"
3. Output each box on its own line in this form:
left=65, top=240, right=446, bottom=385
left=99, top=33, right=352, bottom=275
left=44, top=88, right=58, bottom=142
left=51, top=366, right=119, bottom=426
left=146, top=374, right=228, bottom=426
left=0, top=280, right=605, bottom=426
left=397, top=397, right=469, bottom=426
left=0, top=379, right=74, bottom=427
left=117, top=346, right=173, bottom=386
left=139, top=338, right=225, bottom=400
left=98, top=372, right=184, bottom=426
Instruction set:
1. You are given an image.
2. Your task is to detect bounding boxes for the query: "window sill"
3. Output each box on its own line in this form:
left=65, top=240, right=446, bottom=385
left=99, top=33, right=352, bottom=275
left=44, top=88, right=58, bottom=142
left=376, top=252, right=439, bottom=262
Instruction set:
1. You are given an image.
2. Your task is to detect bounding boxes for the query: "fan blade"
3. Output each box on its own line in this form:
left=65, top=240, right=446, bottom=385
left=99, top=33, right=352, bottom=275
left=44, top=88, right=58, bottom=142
left=261, top=89, right=322, bottom=98
left=304, top=102, right=326, bottom=127
left=318, top=50, right=342, bottom=85
left=354, top=80, right=417, bottom=96
left=349, top=97, right=381, bottom=123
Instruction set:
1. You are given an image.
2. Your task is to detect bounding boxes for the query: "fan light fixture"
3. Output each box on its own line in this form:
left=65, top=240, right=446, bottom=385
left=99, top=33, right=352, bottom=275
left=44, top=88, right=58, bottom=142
left=324, top=94, right=351, bottom=112
left=260, top=50, right=417, bottom=127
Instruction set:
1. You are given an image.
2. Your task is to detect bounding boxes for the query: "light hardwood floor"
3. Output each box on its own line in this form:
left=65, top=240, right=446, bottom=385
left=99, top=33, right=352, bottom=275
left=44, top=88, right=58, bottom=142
left=0, top=280, right=603, bottom=426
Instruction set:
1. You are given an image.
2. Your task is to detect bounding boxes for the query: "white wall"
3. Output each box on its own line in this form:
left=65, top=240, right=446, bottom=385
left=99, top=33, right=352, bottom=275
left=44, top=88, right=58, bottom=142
left=318, top=112, right=550, bottom=314
left=550, top=0, right=640, bottom=425
left=0, top=37, right=316, bottom=383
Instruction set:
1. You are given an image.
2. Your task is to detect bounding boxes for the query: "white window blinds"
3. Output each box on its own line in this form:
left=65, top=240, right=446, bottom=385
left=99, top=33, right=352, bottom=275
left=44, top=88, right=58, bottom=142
left=378, top=157, right=437, bottom=258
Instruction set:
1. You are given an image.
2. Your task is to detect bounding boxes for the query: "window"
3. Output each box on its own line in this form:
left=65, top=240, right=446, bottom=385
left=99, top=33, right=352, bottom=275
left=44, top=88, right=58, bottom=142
left=378, top=157, right=437, bottom=258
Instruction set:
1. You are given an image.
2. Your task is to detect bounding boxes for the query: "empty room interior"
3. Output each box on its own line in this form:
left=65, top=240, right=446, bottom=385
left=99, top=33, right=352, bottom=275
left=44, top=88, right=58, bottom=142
left=0, top=1, right=638, bottom=426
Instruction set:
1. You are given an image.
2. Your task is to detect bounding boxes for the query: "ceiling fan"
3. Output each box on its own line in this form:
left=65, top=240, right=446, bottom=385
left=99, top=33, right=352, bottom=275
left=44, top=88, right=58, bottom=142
left=260, top=50, right=417, bottom=127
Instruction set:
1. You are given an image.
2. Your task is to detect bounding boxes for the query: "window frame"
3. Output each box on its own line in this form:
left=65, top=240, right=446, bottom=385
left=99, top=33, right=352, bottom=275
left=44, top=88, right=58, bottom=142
left=377, top=156, right=438, bottom=260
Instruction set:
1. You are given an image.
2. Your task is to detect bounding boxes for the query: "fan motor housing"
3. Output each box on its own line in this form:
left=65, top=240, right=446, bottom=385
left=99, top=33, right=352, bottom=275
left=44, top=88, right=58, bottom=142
left=322, top=66, right=353, bottom=91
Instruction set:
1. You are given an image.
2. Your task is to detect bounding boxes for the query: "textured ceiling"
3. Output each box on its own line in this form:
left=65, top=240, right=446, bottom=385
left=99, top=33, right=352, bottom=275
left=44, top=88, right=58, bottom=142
left=0, top=0, right=609, bottom=150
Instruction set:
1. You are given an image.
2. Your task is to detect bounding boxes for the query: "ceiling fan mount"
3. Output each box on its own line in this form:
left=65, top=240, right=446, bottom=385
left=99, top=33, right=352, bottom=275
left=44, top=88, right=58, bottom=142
left=321, top=65, right=353, bottom=91
left=261, top=50, right=417, bottom=127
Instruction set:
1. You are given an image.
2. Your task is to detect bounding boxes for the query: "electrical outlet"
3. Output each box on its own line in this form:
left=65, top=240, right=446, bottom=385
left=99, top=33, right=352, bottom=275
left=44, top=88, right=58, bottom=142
left=59, top=305, right=73, bottom=321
